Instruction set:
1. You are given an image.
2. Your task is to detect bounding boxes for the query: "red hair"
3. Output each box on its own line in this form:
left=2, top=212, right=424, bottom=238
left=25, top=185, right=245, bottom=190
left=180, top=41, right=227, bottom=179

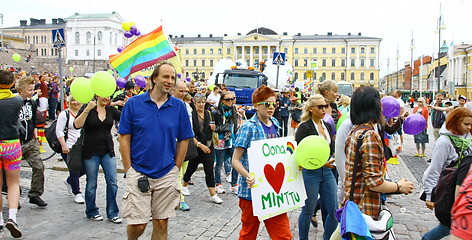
left=445, top=108, right=472, bottom=135
left=252, top=85, right=275, bottom=104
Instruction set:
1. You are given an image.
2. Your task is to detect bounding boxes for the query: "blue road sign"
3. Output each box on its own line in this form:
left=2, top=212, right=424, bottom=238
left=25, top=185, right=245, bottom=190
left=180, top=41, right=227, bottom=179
left=52, top=28, right=66, bottom=47
left=272, top=52, right=285, bottom=65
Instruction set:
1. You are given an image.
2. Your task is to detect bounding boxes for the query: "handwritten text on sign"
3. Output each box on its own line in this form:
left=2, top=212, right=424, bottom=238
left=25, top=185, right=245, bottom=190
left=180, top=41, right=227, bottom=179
left=248, top=137, right=307, bottom=220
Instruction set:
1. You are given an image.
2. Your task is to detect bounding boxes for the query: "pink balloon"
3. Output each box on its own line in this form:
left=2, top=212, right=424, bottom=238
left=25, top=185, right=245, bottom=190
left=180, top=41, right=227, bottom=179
left=124, top=31, right=133, bottom=38
left=117, top=46, right=124, bottom=52
left=403, top=114, right=426, bottom=135
left=116, top=77, right=127, bottom=88
left=134, top=75, right=146, bottom=88
left=323, top=113, right=336, bottom=135
left=381, top=96, right=400, bottom=118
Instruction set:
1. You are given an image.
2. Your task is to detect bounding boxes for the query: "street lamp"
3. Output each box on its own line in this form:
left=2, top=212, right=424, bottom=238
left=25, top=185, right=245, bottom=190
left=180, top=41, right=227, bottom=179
left=410, top=31, right=415, bottom=96
left=435, top=3, right=446, bottom=95
left=0, top=14, right=4, bottom=50
left=396, top=48, right=400, bottom=89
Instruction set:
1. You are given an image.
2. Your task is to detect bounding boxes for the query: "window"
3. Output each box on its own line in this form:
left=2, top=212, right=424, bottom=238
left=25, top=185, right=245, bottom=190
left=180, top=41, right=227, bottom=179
left=303, top=72, right=307, bottom=79
left=97, top=49, right=101, bottom=56
left=322, top=59, right=327, bottom=67
left=332, top=48, right=336, bottom=54
left=323, top=48, right=327, bottom=54
left=51, top=49, right=54, bottom=56
left=341, top=47, right=345, bottom=54
left=75, top=32, right=80, bottom=44
left=210, top=59, right=214, bottom=66
left=370, top=73, right=374, bottom=80
left=313, top=72, right=317, bottom=79
left=210, top=49, right=213, bottom=54
left=294, top=72, right=298, bottom=80
left=246, top=48, right=250, bottom=54
left=294, top=59, right=299, bottom=67
left=202, top=60, right=206, bottom=66
left=193, top=49, right=197, bottom=54
left=331, top=59, right=336, bottom=67
left=97, top=31, right=102, bottom=43
left=74, top=50, right=78, bottom=56
left=238, top=48, right=242, bottom=54
left=86, top=32, right=91, bottom=44
left=351, top=47, right=355, bottom=54
left=202, top=49, right=205, bottom=54
left=185, top=60, right=189, bottom=67
left=186, top=49, right=189, bottom=54
left=321, top=73, right=326, bottom=81
left=284, top=47, right=288, bottom=53
left=370, top=47, right=375, bottom=54
left=341, top=72, right=345, bottom=80
left=360, top=73, right=365, bottom=80
left=193, top=60, right=197, bottom=66
left=86, top=49, right=90, bottom=56
left=370, top=59, right=375, bottom=67
left=255, top=48, right=259, bottom=54
left=360, top=59, right=365, bottom=67
left=218, top=48, right=222, bottom=54
left=350, top=59, right=355, bottom=67
left=226, top=48, right=230, bottom=54
left=313, top=48, right=317, bottom=54
left=351, top=72, right=355, bottom=80
left=304, top=48, right=308, bottom=54
left=304, top=59, right=308, bottom=67
left=341, top=59, right=346, bottom=67
left=295, top=48, right=298, bottom=54
left=264, top=48, right=268, bottom=54
left=331, top=72, right=335, bottom=80
left=361, top=47, right=365, bottom=54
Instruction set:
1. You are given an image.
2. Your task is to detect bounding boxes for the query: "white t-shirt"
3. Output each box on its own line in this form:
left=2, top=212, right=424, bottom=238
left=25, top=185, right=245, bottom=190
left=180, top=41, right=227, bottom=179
left=207, top=93, right=221, bottom=108
left=55, top=110, right=81, bottom=148
left=395, top=97, right=405, bottom=108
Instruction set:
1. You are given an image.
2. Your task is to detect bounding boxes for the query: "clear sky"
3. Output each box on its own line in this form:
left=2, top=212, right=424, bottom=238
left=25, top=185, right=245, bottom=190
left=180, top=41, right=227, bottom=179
left=2, top=0, right=471, bottom=76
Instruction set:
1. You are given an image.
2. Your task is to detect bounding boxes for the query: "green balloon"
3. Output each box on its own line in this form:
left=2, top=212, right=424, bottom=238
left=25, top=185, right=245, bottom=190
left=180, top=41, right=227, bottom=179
left=12, top=53, right=21, bottom=62
left=69, top=67, right=74, bottom=72
left=336, top=113, right=349, bottom=130
left=107, top=69, right=113, bottom=75
left=70, top=77, right=94, bottom=104
left=295, top=135, right=330, bottom=170
left=90, top=71, right=116, bottom=97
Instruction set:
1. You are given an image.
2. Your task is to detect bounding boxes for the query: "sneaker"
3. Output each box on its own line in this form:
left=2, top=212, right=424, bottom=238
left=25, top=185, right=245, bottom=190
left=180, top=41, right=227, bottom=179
left=74, top=193, right=85, bottom=204
left=64, top=179, right=73, bottom=195
left=225, top=173, right=231, bottom=183
left=210, top=194, right=223, bottom=204
left=231, top=185, right=238, bottom=194
left=179, top=201, right=190, bottom=211
left=29, top=196, right=48, bottom=207
left=215, top=184, right=226, bottom=194
left=181, top=186, right=190, bottom=196
left=0, top=225, right=3, bottom=232
left=89, top=215, right=104, bottom=221
left=5, top=219, right=22, bottom=238
left=109, top=217, right=122, bottom=224
left=413, top=153, right=420, bottom=157
left=420, top=154, right=426, bottom=157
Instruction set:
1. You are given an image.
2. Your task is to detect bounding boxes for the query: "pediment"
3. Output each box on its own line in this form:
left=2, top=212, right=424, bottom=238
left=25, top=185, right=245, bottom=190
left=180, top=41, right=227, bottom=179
left=235, top=33, right=279, bottom=42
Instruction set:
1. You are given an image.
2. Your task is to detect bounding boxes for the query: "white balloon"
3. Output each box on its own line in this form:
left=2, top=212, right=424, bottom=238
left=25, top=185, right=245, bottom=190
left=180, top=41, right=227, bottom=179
left=263, top=60, right=293, bottom=90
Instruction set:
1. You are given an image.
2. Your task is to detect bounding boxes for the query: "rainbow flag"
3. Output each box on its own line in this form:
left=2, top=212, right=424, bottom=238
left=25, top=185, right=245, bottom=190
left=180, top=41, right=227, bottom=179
left=109, top=26, right=176, bottom=79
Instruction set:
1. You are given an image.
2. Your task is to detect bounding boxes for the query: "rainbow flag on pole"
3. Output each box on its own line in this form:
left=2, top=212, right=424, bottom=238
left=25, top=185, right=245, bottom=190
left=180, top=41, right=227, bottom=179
left=109, top=25, right=176, bottom=79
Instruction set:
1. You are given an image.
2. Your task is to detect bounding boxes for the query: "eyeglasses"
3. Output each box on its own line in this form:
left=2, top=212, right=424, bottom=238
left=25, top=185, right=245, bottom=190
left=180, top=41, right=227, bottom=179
left=223, top=98, right=235, bottom=101
left=312, top=104, right=329, bottom=110
left=257, top=102, right=276, bottom=108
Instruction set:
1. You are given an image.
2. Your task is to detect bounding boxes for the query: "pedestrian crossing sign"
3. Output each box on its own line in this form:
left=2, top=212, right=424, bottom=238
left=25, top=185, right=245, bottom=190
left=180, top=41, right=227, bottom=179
left=52, top=28, right=66, bottom=47
left=272, top=52, right=285, bottom=65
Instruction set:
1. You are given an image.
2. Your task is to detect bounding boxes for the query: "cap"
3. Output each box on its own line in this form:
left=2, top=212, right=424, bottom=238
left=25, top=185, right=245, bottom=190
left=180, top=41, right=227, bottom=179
left=458, top=95, right=467, bottom=101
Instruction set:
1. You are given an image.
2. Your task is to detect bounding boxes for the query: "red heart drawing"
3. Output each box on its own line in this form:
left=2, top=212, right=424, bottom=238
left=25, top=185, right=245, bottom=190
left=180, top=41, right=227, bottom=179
left=264, top=162, right=285, bottom=194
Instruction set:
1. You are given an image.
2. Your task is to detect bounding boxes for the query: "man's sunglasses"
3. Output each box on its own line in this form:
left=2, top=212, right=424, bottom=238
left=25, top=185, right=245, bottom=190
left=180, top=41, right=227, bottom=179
left=223, top=98, right=235, bottom=101
left=257, top=102, right=276, bottom=108
left=312, top=104, right=329, bottom=110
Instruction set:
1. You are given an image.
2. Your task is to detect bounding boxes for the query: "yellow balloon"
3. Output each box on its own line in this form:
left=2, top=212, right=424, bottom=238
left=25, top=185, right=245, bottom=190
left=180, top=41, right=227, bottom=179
left=90, top=71, right=116, bottom=97
left=122, top=22, right=131, bottom=31
left=129, top=21, right=136, bottom=27
left=70, top=77, right=94, bottom=104
left=12, top=53, right=21, bottom=62
left=295, top=135, right=330, bottom=170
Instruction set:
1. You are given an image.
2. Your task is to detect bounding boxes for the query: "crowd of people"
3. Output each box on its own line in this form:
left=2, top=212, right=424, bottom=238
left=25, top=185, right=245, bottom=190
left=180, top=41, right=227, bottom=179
left=1, top=63, right=472, bottom=239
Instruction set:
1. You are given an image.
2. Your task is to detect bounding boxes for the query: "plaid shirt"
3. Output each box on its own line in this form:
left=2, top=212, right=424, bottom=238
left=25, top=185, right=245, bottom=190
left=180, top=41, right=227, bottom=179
left=234, top=113, right=281, bottom=200
left=343, top=124, right=385, bottom=219
left=49, top=82, right=59, bottom=99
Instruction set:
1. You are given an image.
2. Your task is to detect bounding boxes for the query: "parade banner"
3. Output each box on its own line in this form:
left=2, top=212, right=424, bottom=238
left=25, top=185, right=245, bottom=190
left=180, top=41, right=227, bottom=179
left=248, top=137, right=307, bottom=221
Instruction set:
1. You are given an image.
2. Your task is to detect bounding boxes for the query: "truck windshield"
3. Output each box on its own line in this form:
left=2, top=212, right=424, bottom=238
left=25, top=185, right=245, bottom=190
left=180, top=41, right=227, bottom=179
left=223, top=74, right=259, bottom=88
left=338, top=84, right=353, bottom=97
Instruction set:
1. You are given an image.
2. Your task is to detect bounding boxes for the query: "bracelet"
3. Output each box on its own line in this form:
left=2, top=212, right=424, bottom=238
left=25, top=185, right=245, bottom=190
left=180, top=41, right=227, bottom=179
left=395, top=182, right=402, bottom=193
left=197, top=142, right=201, bottom=147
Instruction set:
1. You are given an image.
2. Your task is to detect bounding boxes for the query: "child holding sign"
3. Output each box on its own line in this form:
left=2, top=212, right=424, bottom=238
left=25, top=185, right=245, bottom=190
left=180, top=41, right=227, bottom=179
left=232, top=85, right=292, bottom=240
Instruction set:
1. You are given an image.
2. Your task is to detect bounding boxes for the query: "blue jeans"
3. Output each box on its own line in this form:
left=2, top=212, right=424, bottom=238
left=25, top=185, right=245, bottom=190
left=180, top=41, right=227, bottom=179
left=83, top=153, right=119, bottom=219
left=298, top=167, right=337, bottom=240
left=421, top=222, right=450, bottom=240
left=215, top=148, right=238, bottom=186
left=48, top=98, right=58, bottom=120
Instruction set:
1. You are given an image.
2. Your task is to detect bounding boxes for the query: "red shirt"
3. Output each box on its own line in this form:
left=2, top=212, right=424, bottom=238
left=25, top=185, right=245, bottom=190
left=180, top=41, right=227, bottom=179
left=451, top=167, right=472, bottom=238
left=40, top=81, right=48, bottom=98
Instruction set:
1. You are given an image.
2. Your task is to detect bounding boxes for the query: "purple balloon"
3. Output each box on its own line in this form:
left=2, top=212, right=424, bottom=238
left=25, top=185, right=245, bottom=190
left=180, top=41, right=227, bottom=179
left=381, top=96, right=400, bottom=118
left=134, top=75, right=146, bottom=88
left=323, top=113, right=336, bottom=135
left=185, top=77, right=191, bottom=81
left=124, top=31, right=133, bottom=38
left=177, top=73, right=182, bottom=78
left=116, top=77, right=127, bottom=88
left=130, top=25, right=137, bottom=35
left=134, top=29, right=141, bottom=36
left=117, top=46, right=124, bottom=52
left=403, top=114, right=426, bottom=135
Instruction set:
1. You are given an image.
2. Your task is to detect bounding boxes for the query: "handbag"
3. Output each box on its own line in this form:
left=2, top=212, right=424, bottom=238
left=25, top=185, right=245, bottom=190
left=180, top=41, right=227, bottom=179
left=66, top=129, right=84, bottom=173
left=338, top=127, right=395, bottom=240
left=184, top=140, right=198, bottom=162
left=215, top=122, right=231, bottom=133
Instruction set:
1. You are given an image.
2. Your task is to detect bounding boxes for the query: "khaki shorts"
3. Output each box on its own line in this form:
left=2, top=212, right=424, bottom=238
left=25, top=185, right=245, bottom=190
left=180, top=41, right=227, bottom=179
left=122, top=166, right=180, bottom=225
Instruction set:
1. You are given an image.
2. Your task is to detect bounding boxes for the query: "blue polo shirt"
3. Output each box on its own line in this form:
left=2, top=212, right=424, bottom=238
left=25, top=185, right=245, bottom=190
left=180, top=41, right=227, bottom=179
left=118, top=92, right=194, bottom=179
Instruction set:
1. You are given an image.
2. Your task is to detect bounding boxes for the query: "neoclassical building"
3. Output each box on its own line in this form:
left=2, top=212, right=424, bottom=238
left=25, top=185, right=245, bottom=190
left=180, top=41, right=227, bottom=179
left=171, top=27, right=382, bottom=87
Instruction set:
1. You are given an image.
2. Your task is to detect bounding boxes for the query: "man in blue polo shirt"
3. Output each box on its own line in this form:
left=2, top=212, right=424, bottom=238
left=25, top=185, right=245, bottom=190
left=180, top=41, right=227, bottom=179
left=118, top=61, right=193, bottom=240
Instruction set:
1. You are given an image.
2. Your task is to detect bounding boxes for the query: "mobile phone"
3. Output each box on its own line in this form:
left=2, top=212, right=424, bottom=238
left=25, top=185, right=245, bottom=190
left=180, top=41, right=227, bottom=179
left=138, top=176, right=150, bottom=193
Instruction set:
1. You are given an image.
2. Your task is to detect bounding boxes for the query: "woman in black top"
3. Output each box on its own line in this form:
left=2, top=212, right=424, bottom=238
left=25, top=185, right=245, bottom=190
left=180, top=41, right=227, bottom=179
left=74, top=96, right=122, bottom=223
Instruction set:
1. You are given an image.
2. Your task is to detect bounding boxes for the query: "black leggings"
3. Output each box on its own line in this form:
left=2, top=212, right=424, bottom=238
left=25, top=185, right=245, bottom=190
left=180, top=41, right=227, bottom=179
left=183, top=147, right=215, bottom=188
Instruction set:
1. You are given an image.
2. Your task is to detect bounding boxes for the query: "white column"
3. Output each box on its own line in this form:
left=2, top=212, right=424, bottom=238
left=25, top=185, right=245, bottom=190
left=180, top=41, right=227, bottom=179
left=233, top=46, right=237, bottom=61
left=459, top=57, right=464, bottom=85
left=250, top=46, right=254, bottom=66
left=241, top=46, right=245, bottom=62
left=259, top=45, right=262, bottom=63
left=268, top=46, right=271, bottom=60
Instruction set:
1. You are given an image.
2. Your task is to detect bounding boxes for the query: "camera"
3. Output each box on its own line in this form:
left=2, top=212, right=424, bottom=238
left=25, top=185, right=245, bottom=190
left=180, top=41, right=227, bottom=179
left=138, top=176, right=150, bottom=193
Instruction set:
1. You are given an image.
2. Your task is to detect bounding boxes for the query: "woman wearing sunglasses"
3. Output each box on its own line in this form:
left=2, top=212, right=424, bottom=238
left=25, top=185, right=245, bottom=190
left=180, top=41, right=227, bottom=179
left=295, top=94, right=337, bottom=240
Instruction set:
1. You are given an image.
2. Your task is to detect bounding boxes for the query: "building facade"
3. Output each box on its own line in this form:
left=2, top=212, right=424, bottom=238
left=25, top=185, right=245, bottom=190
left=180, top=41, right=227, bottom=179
left=172, top=28, right=382, bottom=88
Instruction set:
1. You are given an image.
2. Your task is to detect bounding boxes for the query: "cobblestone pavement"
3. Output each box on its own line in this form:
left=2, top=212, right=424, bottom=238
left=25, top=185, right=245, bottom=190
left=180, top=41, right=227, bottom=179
left=0, top=107, right=446, bottom=239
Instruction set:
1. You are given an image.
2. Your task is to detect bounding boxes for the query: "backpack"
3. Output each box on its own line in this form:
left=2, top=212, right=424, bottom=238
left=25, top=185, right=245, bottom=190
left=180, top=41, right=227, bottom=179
left=433, top=136, right=472, bottom=227
left=45, top=110, right=70, bottom=153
